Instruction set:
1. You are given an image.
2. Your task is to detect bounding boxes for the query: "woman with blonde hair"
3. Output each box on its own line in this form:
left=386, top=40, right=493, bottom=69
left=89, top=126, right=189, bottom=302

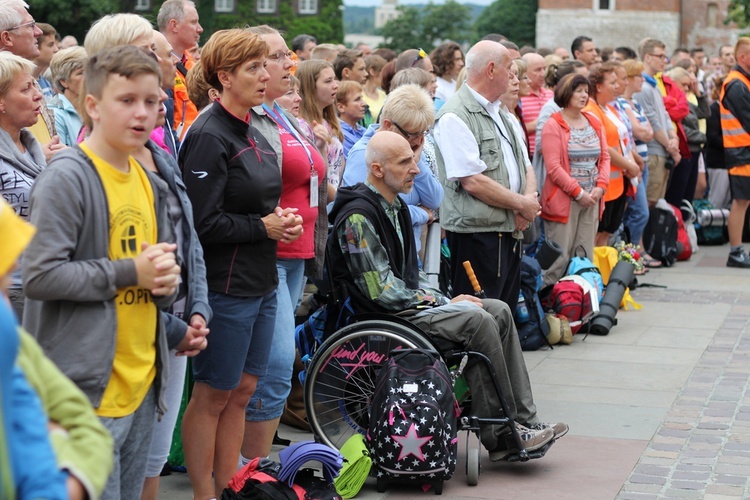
left=179, top=29, right=302, bottom=499
left=240, top=24, right=326, bottom=465
left=620, top=59, right=656, bottom=267
left=362, top=54, right=387, bottom=124
left=0, top=52, right=46, bottom=318
left=297, top=59, right=343, bottom=199
left=48, top=46, right=87, bottom=146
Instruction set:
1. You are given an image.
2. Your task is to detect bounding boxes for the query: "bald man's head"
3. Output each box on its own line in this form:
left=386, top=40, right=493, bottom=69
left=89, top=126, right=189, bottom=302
left=366, top=131, right=419, bottom=202
left=465, top=40, right=511, bottom=101
left=522, top=52, right=545, bottom=90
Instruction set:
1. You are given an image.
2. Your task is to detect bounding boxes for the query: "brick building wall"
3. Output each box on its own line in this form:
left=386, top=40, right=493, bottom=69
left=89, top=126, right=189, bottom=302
left=536, top=0, right=739, bottom=55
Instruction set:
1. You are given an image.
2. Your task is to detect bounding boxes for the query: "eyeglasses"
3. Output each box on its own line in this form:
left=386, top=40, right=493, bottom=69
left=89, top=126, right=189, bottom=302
left=648, top=53, right=668, bottom=61
left=268, top=50, right=293, bottom=63
left=7, top=20, right=35, bottom=31
left=411, top=48, right=427, bottom=68
left=392, top=121, right=428, bottom=140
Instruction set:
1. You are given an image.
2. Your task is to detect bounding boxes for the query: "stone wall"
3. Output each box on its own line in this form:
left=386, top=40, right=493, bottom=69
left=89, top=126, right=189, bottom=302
left=536, top=9, right=680, bottom=52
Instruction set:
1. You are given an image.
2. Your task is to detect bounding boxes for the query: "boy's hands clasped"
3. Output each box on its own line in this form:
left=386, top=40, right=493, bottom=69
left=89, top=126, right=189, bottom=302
left=134, top=242, right=182, bottom=296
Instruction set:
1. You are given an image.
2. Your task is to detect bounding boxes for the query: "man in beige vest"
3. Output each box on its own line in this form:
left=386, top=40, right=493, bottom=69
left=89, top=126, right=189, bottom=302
left=434, top=40, right=539, bottom=312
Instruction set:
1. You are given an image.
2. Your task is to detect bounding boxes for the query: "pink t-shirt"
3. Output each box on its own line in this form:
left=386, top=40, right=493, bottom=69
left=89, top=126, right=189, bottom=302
left=521, top=87, right=554, bottom=156
left=276, top=122, right=326, bottom=259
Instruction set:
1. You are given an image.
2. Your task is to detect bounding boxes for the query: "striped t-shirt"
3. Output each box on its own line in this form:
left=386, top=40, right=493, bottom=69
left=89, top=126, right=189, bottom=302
left=568, top=122, right=601, bottom=192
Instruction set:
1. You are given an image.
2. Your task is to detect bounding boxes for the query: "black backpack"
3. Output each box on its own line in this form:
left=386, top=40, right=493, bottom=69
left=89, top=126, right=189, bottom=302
left=367, top=349, right=458, bottom=486
left=643, top=207, right=679, bottom=267
left=516, top=255, right=551, bottom=351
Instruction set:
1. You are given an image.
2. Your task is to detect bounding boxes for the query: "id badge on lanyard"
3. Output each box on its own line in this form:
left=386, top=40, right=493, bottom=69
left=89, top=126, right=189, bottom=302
left=310, top=167, right=318, bottom=208
left=264, top=103, right=318, bottom=208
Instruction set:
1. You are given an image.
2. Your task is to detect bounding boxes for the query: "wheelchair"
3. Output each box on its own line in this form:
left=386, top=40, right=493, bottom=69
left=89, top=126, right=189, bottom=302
left=301, top=306, right=554, bottom=490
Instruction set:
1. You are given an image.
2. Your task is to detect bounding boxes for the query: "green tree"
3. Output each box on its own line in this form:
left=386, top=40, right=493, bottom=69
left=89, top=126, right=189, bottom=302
left=475, top=0, right=537, bottom=47
left=421, top=1, right=472, bottom=47
left=196, top=0, right=344, bottom=45
left=727, top=0, right=749, bottom=27
left=29, top=0, right=118, bottom=41
left=379, top=6, right=426, bottom=52
left=379, top=1, right=472, bottom=53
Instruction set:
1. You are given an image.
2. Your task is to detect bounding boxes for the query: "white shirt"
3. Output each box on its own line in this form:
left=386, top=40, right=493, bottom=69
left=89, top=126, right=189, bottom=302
left=433, top=84, right=523, bottom=193
left=435, top=76, right=457, bottom=102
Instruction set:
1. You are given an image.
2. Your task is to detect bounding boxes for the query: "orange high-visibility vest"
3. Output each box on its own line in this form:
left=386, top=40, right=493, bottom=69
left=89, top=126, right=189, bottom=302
left=584, top=100, right=623, bottom=202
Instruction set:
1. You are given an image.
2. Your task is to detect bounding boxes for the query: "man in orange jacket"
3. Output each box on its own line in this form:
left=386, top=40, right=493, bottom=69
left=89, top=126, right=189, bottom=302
left=719, top=38, right=750, bottom=268
left=158, top=0, right=203, bottom=141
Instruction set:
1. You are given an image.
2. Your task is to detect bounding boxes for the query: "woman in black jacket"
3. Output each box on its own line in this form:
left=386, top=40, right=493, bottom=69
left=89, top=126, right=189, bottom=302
left=178, top=29, right=303, bottom=499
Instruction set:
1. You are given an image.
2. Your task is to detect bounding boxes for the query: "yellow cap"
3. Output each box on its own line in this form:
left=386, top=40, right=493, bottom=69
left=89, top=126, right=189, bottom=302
left=0, top=199, right=35, bottom=278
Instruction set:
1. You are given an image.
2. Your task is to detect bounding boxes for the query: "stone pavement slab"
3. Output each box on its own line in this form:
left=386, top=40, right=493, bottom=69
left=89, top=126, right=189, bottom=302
left=158, top=244, right=748, bottom=499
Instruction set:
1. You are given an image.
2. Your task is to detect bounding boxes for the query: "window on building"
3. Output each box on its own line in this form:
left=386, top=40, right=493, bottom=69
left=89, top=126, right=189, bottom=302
left=135, top=0, right=150, bottom=11
left=257, top=0, right=275, bottom=13
left=596, top=0, right=614, bottom=10
left=299, top=0, right=318, bottom=15
left=216, top=0, right=234, bottom=12
left=707, top=3, right=719, bottom=28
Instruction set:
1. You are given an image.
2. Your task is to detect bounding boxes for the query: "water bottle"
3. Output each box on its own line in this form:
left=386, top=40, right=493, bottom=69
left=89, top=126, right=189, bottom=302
left=516, top=292, right=530, bottom=323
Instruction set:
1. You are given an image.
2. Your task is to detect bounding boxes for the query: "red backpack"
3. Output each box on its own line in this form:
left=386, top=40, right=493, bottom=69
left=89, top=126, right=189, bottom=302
left=670, top=204, right=692, bottom=261
left=547, top=280, right=585, bottom=333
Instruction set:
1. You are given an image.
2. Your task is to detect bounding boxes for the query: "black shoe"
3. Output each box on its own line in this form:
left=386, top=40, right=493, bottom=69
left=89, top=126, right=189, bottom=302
left=727, top=248, right=750, bottom=268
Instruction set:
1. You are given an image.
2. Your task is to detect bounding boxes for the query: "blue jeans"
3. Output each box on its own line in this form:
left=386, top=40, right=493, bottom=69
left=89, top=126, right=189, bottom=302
left=624, top=165, right=650, bottom=245
left=246, top=258, right=306, bottom=421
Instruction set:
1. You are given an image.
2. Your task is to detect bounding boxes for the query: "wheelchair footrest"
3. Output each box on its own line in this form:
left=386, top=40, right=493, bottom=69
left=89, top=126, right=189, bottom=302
left=502, top=439, right=554, bottom=462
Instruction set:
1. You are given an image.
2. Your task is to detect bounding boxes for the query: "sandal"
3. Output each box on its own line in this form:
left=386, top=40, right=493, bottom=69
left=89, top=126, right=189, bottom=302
left=634, top=267, right=649, bottom=275
left=643, top=257, right=663, bottom=269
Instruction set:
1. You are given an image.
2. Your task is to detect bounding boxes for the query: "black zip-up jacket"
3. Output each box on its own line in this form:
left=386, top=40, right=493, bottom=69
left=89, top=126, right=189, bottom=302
left=180, top=103, right=281, bottom=297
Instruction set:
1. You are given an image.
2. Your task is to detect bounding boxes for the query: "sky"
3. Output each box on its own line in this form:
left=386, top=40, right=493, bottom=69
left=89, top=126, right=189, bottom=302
left=343, top=0, right=493, bottom=7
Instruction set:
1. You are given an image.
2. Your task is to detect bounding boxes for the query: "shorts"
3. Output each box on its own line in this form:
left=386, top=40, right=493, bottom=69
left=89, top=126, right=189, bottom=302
left=729, top=171, right=750, bottom=201
left=192, top=290, right=277, bottom=391
left=646, top=155, right=669, bottom=203
left=598, top=188, right=629, bottom=234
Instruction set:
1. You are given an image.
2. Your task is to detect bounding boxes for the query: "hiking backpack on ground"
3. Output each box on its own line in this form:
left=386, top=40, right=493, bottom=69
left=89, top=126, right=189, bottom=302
left=565, top=247, right=604, bottom=301
left=643, top=205, right=679, bottom=267
left=516, top=255, right=551, bottom=351
left=669, top=203, right=692, bottom=261
left=367, top=349, right=458, bottom=492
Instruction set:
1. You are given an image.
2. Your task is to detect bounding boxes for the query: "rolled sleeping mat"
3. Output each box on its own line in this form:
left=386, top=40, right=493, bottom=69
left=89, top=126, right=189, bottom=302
left=535, top=238, right=563, bottom=271
left=588, top=261, right=635, bottom=336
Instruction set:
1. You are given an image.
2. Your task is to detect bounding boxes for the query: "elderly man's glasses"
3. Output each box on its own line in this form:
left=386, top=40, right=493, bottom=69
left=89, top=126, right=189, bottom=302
left=7, top=20, right=35, bottom=31
left=268, top=51, right=293, bottom=63
left=392, top=121, right=428, bottom=140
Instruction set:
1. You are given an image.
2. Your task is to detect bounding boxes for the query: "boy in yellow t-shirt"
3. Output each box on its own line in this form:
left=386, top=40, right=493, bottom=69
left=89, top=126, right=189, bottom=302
left=23, top=46, right=184, bottom=500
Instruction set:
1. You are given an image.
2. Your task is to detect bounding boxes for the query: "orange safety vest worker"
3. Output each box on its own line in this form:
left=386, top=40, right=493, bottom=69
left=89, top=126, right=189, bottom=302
left=173, top=53, right=199, bottom=141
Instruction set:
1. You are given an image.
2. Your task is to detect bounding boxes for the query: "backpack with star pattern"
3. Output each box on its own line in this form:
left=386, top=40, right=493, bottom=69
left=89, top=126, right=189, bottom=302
left=366, top=349, right=459, bottom=488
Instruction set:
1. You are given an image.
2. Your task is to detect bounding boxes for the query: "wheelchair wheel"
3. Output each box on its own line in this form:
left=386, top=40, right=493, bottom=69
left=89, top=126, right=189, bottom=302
left=304, top=319, right=434, bottom=450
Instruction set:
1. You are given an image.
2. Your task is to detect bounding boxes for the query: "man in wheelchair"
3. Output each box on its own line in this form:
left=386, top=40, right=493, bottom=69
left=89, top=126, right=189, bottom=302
left=328, top=130, right=568, bottom=461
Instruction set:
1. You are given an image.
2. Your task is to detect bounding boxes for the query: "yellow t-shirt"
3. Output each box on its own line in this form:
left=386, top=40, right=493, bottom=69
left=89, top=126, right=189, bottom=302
left=362, top=88, right=386, bottom=124
left=79, top=142, right=158, bottom=418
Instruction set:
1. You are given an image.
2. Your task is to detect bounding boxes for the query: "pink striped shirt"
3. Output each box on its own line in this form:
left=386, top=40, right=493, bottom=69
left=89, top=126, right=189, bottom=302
left=521, top=87, right=554, bottom=156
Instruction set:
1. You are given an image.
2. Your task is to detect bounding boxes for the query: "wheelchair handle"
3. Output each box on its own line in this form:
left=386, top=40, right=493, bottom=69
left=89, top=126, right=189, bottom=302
left=462, top=261, right=486, bottom=298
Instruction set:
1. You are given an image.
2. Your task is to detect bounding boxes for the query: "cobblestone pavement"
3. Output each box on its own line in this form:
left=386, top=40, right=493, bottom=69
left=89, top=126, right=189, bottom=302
left=618, top=287, right=750, bottom=499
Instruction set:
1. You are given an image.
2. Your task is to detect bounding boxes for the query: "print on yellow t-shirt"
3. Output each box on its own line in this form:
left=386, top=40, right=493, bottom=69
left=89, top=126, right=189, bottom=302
left=80, top=142, right=158, bottom=418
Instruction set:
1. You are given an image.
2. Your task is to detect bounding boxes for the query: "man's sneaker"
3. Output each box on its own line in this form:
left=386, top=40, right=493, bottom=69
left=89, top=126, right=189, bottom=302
left=530, top=421, right=569, bottom=440
left=727, top=248, right=750, bottom=268
left=489, top=424, right=554, bottom=461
